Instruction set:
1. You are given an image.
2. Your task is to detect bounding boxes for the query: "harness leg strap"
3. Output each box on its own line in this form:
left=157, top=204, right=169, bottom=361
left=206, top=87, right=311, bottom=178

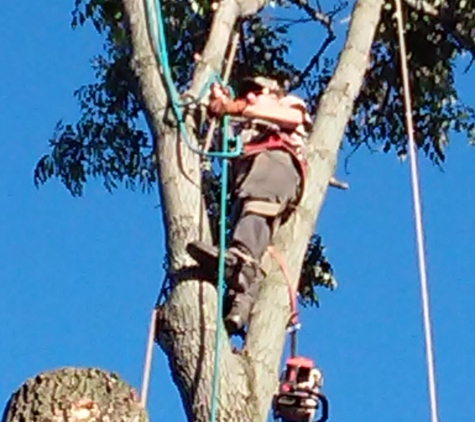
left=242, top=199, right=286, bottom=217
left=243, top=199, right=288, bottom=237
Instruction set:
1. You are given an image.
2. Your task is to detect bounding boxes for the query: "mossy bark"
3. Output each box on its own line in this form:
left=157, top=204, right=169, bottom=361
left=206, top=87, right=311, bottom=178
left=2, top=367, right=148, bottom=422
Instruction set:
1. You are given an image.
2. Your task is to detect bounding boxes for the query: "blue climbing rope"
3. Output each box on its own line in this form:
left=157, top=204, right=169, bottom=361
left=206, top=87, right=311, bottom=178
left=144, top=0, right=239, bottom=420
left=147, top=0, right=242, bottom=159
left=211, top=115, right=231, bottom=422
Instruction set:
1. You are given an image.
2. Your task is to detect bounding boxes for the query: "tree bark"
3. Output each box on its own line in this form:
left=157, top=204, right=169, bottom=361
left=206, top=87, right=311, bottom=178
left=2, top=367, right=148, bottom=422
left=123, top=0, right=383, bottom=420
left=123, top=1, right=261, bottom=420
left=244, top=0, right=384, bottom=417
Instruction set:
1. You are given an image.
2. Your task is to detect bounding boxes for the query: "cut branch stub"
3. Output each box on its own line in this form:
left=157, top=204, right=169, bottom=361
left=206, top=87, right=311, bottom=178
left=2, top=367, right=148, bottom=422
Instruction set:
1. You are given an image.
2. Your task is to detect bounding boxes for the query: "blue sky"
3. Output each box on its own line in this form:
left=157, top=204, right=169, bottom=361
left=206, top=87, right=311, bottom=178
left=1, top=1, right=475, bottom=421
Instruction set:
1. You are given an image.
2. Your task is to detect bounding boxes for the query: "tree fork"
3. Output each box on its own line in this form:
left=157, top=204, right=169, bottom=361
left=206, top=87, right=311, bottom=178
left=123, top=0, right=259, bottom=419
left=2, top=367, right=148, bottom=422
left=156, top=280, right=253, bottom=421
left=122, top=0, right=384, bottom=420
left=245, top=0, right=385, bottom=416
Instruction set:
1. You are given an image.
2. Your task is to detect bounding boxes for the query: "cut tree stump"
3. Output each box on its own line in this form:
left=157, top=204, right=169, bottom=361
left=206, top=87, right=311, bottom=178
left=2, top=367, right=149, bottom=422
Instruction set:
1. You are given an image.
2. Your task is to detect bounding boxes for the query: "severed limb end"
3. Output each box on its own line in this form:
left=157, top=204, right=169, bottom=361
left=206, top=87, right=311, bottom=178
left=329, top=176, right=349, bottom=190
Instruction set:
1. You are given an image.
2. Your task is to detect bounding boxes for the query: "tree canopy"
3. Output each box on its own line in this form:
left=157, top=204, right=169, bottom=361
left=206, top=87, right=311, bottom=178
left=33, top=0, right=475, bottom=308
left=35, top=0, right=475, bottom=194
left=31, top=0, right=475, bottom=420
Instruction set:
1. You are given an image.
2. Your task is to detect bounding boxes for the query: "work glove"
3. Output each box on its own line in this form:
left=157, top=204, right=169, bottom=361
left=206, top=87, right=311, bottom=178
left=208, top=83, right=248, bottom=118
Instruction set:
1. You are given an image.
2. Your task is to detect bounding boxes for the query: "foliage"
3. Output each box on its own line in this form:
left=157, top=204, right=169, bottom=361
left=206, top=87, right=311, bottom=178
left=33, top=0, right=475, bottom=304
left=298, top=234, right=337, bottom=307
left=34, top=0, right=153, bottom=196
left=33, top=0, right=333, bottom=195
left=347, top=0, right=475, bottom=163
left=35, top=0, right=475, bottom=191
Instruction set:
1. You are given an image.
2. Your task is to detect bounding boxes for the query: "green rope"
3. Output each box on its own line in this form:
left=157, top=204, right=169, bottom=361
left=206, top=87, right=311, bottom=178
left=144, top=0, right=240, bottom=420
left=210, top=115, right=230, bottom=422
left=147, top=0, right=241, bottom=159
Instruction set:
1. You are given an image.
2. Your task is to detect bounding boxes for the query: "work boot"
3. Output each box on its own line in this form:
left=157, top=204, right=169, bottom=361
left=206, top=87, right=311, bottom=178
left=187, top=240, right=264, bottom=293
left=224, top=282, right=260, bottom=334
left=224, top=292, right=254, bottom=334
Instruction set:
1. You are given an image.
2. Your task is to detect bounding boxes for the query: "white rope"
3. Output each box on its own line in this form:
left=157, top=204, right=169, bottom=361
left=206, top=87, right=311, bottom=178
left=141, top=308, right=158, bottom=408
left=393, top=1, right=440, bottom=422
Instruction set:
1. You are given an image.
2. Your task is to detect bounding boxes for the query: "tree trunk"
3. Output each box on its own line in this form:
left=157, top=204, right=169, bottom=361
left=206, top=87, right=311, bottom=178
left=123, top=0, right=384, bottom=420
left=2, top=367, right=148, bottom=422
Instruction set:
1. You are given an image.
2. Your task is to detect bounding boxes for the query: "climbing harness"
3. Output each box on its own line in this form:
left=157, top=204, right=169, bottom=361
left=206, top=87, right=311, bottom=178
left=394, top=1, right=440, bottom=422
left=243, top=132, right=309, bottom=212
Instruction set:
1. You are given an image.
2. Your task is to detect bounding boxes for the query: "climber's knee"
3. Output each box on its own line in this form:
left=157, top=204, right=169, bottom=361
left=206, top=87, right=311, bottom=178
left=242, top=199, right=285, bottom=217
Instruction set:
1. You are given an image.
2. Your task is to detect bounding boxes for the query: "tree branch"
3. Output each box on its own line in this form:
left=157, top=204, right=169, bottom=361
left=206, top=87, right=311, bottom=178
left=123, top=1, right=272, bottom=420
left=157, top=282, right=253, bottom=421
left=123, top=0, right=168, bottom=114
left=288, top=0, right=333, bottom=26
left=293, top=32, right=335, bottom=89
left=286, top=0, right=337, bottom=89
left=124, top=0, right=204, bottom=269
left=403, top=0, right=438, bottom=15
left=245, top=0, right=384, bottom=418
left=125, top=0, right=382, bottom=418
left=189, top=0, right=271, bottom=98
left=237, top=0, right=272, bottom=16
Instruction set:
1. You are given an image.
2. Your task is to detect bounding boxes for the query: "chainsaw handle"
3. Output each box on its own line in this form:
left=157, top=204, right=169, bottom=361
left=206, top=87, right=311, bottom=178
left=314, top=392, right=329, bottom=422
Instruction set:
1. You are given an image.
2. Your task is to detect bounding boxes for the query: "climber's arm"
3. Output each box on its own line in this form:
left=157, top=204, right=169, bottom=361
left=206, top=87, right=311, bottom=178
left=208, top=84, right=305, bottom=128
left=241, top=102, right=304, bottom=128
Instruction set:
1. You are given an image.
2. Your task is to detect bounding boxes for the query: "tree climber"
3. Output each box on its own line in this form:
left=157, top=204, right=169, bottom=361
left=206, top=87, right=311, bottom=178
left=187, top=76, right=311, bottom=334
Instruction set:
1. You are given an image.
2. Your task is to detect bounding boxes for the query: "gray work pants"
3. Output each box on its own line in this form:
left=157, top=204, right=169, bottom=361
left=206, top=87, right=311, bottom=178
left=227, top=149, right=300, bottom=312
